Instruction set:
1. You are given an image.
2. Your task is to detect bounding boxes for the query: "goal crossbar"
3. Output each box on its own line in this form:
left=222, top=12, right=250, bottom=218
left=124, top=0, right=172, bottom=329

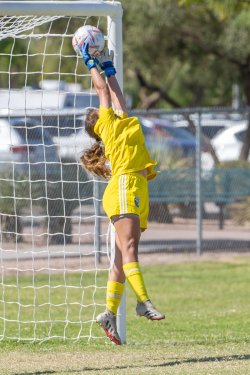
left=0, top=1, right=123, bottom=17
left=0, top=1, right=123, bottom=87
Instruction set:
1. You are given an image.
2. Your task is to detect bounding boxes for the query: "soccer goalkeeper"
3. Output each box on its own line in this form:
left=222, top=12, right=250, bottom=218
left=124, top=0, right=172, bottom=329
left=79, top=42, right=165, bottom=345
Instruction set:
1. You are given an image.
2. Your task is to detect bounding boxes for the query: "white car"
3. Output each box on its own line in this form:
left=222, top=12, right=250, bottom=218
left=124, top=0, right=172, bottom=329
left=0, top=117, right=60, bottom=179
left=0, top=119, right=22, bottom=170
left=0, top=87, right=99, bottom=114
left=212, top=122, right=249, bottom=162
left=173, top=117, right=242, bottom=140
left=53, top=127, right=95, bottom=162
left=201, top=122, right=249, bottom=172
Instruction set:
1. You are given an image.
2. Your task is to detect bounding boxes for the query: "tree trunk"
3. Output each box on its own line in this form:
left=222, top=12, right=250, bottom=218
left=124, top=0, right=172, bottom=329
left=135, top=69, right=220, bottom=164
left=240, top=65, right=250, bottom=160
left=239, top=112, right=250, bottom=161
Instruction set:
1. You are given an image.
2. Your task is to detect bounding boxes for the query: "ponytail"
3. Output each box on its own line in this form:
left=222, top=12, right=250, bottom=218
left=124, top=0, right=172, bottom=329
left=80, top=141, right=111, bottom=180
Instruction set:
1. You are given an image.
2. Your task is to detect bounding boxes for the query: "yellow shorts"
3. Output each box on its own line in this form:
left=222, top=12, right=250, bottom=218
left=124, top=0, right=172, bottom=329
left=103, top=173, right=149, bottom=230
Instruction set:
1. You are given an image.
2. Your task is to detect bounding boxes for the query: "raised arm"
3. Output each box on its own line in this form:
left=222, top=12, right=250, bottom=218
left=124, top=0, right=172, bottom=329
left=96, top=48, right=127, bottom=113
left=107, top=75, right=127, bottom=114
left=81, top=43, right=126, bottom=113
left=81, top=43, right=111, bottom=108
left=90, top=67, right=111, bottom=108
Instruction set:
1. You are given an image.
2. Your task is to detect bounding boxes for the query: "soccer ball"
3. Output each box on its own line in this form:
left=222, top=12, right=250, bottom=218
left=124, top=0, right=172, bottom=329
left=72, top=25, right=105, bottom=57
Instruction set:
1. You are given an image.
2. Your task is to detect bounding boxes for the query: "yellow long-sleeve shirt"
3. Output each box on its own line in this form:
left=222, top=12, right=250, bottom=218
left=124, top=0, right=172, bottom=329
left=94, top=106, right=157, bottom=180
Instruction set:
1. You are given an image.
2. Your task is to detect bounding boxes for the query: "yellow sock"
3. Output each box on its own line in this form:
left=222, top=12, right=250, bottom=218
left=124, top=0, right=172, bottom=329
left=123, top=262, right=149, bottom=302
left=106, top=281, right=124, bottom=316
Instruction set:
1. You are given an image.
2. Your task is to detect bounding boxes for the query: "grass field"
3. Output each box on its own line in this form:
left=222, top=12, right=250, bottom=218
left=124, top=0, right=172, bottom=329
left=1, top=255, right=250, bottom=374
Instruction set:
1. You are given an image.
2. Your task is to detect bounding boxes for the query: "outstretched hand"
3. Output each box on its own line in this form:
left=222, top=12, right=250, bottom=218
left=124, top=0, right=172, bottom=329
left=96, top=48, right=116, bottom=77
left=80, top=42, right=96, bottom=70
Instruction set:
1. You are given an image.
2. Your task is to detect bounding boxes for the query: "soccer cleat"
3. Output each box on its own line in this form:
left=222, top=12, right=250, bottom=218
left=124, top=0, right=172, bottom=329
left=136, top=300, right=165, bottom=321
left=96, top=309, right=122, bottom=345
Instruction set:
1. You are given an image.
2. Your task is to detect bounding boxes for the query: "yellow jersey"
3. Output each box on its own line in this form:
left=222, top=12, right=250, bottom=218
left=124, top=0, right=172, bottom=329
left=94, top=106, right=157, bottom=180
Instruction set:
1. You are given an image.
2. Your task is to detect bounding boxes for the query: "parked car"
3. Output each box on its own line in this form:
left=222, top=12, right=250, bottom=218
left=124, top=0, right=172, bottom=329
left=53, top=125, right=94, bottom=162
left=54, top=116, right=197, bottom=163
left=0, top=87, right=99, bottom=113
left=0, top=117, right=65, bottom=244
left=0, top=117, right=60, bottom=179
left=140, top=117, right=197, bottom=161
left=211, top=122, right=250, bottom=162
left=52, top=119, right=95, bottom=203
left=173, top=117, right=242, bottom=140
left=201, top=121, right=250, bottom=173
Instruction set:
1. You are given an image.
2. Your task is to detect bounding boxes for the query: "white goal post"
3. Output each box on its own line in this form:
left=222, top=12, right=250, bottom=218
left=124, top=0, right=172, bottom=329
left=0, top=1, right=123, bottom=84
left=0, top=1, right=126, bottom=343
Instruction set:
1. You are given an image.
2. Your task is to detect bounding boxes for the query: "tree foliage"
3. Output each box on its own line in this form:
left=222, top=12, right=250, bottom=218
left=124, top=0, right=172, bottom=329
left=1, top=1, right=250, bottom=108
left=123, top=0, right=250, bottom=109
left=123, top=0, right=250, bottom=159
left=1, top=1, right=250, bottom=158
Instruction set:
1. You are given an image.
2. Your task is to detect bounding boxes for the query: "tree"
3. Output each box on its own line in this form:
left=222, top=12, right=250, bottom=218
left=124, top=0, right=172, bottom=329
left=1, top=3, right=250, bottom=159
left=123, top=0, right=250, bottom=160
left=177, top=0, right=250, bottom=159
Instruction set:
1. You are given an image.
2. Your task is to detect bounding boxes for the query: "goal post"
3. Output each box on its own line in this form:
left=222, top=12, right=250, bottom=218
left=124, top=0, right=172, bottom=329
left=0, top=1, right=122, bottom=17
left=0, top=0, right=126, bottom=344
left=0, top=1, right=123, bottom=76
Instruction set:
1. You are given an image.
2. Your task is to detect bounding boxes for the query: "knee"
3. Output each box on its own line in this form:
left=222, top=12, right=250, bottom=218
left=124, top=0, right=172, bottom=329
left=121, top=238, right=139, bottom=262
left=110, top=264, right=125, bottom=283
left=126, top=237, right=139, bottom=252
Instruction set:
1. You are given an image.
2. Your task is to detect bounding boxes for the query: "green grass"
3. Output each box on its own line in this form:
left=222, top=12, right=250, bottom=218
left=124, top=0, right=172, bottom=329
left=0, top=257, right=250, bottom=374
left=127, top=259, right=250, bottom=346
left=0, top=269, right=110, bottom=341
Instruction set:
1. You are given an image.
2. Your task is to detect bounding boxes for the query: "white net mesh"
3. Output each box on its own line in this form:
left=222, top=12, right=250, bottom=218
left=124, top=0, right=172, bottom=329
left=0, top=10, right=114, bottom=342
left=0, top=15, right=61, bottom=40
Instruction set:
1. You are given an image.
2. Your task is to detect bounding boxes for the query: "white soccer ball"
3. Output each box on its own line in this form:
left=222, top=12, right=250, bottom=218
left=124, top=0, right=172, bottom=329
left=72, top=25, right=105, bottom=57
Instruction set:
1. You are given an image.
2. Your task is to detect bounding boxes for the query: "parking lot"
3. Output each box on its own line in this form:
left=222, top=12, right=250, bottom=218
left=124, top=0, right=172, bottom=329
left=1, top=103, right=250, bottom=255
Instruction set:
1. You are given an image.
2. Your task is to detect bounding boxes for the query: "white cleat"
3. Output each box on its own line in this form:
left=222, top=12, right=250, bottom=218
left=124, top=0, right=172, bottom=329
left=136, top=300, right=165, bottom=321
left=96, top=309, right=122, bottom=345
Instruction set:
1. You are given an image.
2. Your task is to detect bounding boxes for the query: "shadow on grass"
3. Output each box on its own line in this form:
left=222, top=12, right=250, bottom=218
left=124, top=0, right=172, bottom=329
left=13, top=354, right=250, bottom=374
left=157, top=353, right=250, bottom=367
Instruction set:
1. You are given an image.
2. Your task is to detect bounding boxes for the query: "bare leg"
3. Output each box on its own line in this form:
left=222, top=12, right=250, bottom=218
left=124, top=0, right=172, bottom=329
left=112, top=215, right=151, bottom=303
left=95, top=227, right=126, bottom=345
left=112, top=215, right=165, bottom=320
left=96, top=215, right=164, bottom=345
left=113, top=215, right=141, bottom=264
left=109, top=233, right=126, bottom=284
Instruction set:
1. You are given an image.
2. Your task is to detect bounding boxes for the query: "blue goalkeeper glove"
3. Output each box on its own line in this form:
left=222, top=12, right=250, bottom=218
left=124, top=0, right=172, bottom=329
left=80, top=42, right=97, bottom=70
left=96, top=48, right=116, bottom=77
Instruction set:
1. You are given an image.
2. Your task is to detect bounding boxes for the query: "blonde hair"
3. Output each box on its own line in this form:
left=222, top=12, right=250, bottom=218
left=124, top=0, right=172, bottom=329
left=80, top=108, right=111, bottom=180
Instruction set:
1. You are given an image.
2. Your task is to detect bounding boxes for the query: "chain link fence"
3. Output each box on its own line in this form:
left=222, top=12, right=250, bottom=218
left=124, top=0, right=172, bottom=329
left=131, top=107, right=250, bottom=255
left=1, top=107, right=250, bottom=257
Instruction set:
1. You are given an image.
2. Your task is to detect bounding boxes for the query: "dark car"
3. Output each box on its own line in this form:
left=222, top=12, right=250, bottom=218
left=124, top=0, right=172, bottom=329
left=140, top=117, right=196, bottom=159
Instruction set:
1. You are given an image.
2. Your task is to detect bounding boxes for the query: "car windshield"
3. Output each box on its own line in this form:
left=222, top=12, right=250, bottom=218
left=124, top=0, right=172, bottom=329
left=14, top=125, right=52, bottom=143
left=201, top=125, right=225, bottom=139
left=155, top=125, right=196, bottom=141
left=235, top=130, right=246, bottom=142
left=64, top=94, right=99, bottom=108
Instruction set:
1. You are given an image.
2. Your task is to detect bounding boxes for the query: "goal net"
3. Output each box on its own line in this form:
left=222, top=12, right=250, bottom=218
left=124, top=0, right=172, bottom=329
left=0, top=1, right=124, bottom=343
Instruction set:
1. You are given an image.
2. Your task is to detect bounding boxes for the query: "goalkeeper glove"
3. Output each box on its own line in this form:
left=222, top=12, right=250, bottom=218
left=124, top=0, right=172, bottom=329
left=96, top=48, right=116, bottom=77
left=80, top=42, right=96, bottom=70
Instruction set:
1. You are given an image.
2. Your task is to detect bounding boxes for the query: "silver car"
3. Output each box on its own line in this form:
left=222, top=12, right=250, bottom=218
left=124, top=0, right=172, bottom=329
left=0, top=117, right=60, bottom=180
